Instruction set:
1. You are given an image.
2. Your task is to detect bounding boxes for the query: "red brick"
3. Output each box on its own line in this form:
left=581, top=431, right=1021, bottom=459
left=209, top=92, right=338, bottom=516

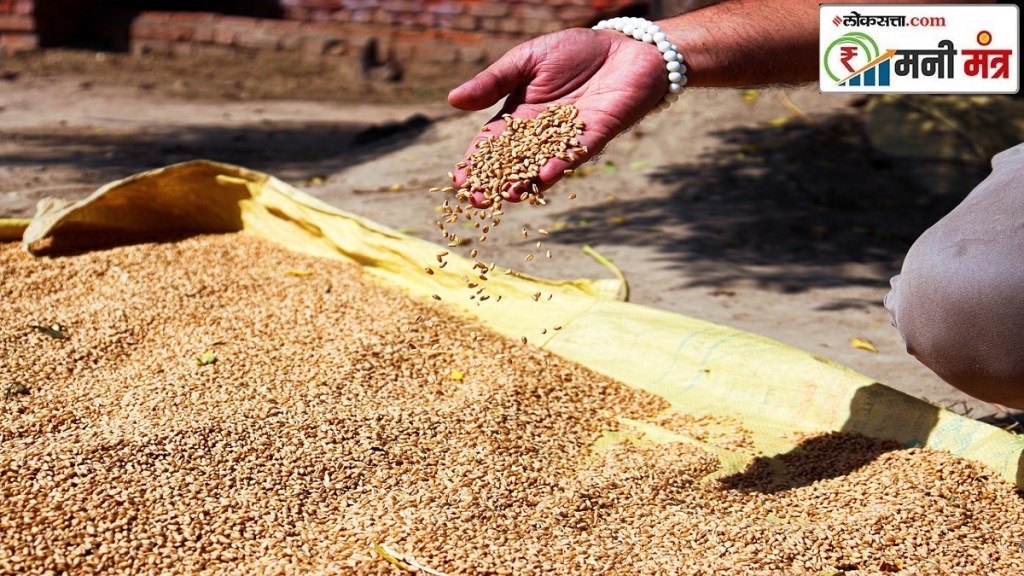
left=0, top=31, right=36, bottom=53
left=449, top=13, right=477, bottom=30
left=342, top=0, right=381, bottom=8
left=0, top=13, right=32, bottom=32
left=394, top=27, right=439, bottom=41
left=192, top=23, right=216, bottom=43
left=557, top=6, right=599, bottom=22
left=372, top=9, right=395, bottom=25
left=382, top=0, right=422, bottom=12
left=300, top=21, right=345, bottom=34
left=234, top=29, right=282, bottom=49
left=512, top=4, right=555, bottom=19
left=169, top=12, right=217, bottom=23
left=520, top=17, right=563, bottom=35
left=479, top=17, right=502, bottom=32
left=497, top=17, right=525, bottom=34
left=467, top=2, right=508, bottom=17
left=437, top=28, right=485, bottom=44
left=213, top=26, right=236, bottom=45
left=265, top=19, right=304, bottom=30
left=426, top=1, right=462, bottom=15
left=277, top=31, right=307, bottom=50
left=217, top=15, right=260, bottom=28
left=130, top=22, right=194, bottom=42
left=393, top=11, right=433, bottom=28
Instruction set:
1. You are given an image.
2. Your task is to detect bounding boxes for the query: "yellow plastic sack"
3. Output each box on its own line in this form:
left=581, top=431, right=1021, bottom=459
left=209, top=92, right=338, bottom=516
left=11, top=160, right=1024, bottom=486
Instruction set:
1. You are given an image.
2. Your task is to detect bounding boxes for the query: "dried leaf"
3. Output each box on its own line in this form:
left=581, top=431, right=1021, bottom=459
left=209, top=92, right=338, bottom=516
left=4, top=383, right=29, bottom=400
left=30, top=324, right=67, bottom=340
left=373, top=543, right=450, bottom=576
left=850, top=338, right=878, bottom=353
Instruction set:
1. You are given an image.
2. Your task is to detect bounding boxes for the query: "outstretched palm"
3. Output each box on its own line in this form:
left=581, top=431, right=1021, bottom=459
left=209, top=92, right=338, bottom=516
left=448, top=28, right=668, bottom=204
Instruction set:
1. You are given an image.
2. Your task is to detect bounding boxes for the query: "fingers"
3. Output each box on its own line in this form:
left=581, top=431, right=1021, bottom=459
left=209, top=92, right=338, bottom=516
left=448, top=47, right=535, bottom=112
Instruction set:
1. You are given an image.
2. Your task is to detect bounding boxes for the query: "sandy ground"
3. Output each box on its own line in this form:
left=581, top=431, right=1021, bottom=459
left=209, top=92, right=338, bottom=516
left=2, top=49, right=1022, bottom=422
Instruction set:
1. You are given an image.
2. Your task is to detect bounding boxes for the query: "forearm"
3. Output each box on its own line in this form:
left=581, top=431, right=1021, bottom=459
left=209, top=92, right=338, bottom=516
left=661, top=0, right=995, bottom=87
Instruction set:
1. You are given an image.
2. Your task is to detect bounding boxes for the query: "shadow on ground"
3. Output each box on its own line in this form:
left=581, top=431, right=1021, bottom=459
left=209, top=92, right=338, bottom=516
left=551, top=96, right=1022, bottom=297
left=0, top=113, right=437, bottom=189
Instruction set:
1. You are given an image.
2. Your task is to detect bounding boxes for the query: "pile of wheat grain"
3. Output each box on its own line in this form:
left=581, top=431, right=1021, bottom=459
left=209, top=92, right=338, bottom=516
left=2, top=234, right=1022, bottom=575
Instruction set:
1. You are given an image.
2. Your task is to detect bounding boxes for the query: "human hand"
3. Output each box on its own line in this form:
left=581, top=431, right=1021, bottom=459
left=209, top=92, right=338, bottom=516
left=447, top=27, right=668, bottom=206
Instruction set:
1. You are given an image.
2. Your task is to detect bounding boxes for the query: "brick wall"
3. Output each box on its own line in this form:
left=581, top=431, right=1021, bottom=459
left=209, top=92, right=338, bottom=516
left=0, top=0, right=37, bottom=54
left=2, top=0, right=686, bottom=64
left=124, top=0, right=648, bottom=66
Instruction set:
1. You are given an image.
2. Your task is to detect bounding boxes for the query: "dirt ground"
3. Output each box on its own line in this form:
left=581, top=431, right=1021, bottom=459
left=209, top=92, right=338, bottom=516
left=2, top=48, right=1023, bottom=423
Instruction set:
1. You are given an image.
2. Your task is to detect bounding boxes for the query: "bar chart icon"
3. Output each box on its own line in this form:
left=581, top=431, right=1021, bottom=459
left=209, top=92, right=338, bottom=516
left=841, top=59, right=892, bottom=86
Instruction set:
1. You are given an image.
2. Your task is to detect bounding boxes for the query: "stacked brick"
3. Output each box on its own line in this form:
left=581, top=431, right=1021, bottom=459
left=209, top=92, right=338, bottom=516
left=278, top=0, right=639, bottom=37
left=127, top=11, right=501, bottom=65
left=0, top=0, right=36, bottom=55
left=128, top=0, right=644, bottom=65
left=3, top=0, right=652, bottom=65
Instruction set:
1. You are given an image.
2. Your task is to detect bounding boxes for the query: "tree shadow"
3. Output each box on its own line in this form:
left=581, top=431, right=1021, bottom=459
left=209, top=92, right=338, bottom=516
left=0, top=113, right=436, bottom=195
left=552, top=100, right=1009, bottom=294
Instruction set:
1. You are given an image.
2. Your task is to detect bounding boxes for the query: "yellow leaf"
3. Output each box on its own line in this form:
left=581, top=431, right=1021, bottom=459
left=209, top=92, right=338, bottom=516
left=742, top=89, right=759, bottom=104
left=450, top=369, right=464, bottom=381
left=850, top=338, right=878, bottom=353
left=765, top=117, right=789, bottom=127
left=286, top=269, right=312, bottom=277
left=389, top=183, right=404, bottom=191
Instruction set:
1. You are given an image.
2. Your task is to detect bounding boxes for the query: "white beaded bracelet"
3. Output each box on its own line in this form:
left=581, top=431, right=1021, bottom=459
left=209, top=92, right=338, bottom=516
left=592, top=16, right=687, bottom=113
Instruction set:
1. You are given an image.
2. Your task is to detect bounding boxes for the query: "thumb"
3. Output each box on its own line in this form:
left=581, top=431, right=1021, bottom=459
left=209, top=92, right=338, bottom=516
left=448, top=48, right=535, bottom=111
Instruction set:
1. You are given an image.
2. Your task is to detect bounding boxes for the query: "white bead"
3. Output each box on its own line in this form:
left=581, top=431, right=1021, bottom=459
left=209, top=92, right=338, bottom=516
left=662, top=50, right=677, bottom=62
left=631, top=28, right=644, bottom=40
left=641, top=33, right=653, bottom=43
left=656, top=40, right=671, bottom=52
left=664, top=92, right=679, bottom=103
left=678, top=75, right=688, bottom=86
left=622, top=23, right=634, bottom=35
left=668, top=71, right=683, bottom=83
left=648, top=25, right=661, bottom=35
left=671, top=44, right=678, bottom=52
left=666, top=60, right=681, bottom=72
left=657, top=99, right=671, bottom=110
left=679, top=64, right=687, bottom=74
left=652, top=32, right=667, bottom=43
left=613, top=20, right=625, bottom=31
left=668, top=82, right=683, bottom=93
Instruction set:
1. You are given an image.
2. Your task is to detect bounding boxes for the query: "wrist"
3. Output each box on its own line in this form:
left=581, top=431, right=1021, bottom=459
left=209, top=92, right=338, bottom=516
left=592, top=17, right=687, bottom=114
